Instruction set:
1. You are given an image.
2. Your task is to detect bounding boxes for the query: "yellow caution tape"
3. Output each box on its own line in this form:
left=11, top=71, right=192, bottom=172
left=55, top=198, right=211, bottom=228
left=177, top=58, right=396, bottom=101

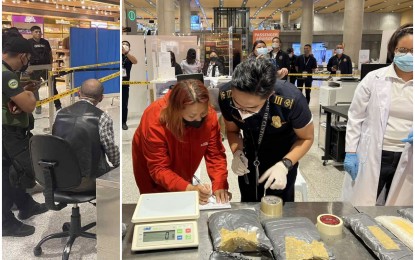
left=49, top=61, right=120, bottom=76
left=36, top=71, right=120, bottom=107
left=122, top=81, right=151, bottom=85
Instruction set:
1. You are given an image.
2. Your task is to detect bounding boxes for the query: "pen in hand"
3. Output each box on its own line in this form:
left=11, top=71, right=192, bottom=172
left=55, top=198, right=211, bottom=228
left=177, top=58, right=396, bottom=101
left=192, top=175, right=214, bottom=199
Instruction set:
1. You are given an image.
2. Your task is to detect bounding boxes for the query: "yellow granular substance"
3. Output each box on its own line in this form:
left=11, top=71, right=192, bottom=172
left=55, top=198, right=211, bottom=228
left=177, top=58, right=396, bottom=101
left=285, top=237, right=329, bottom=260
left=368, top=226, right=400, bottom=250
left=219, top=228, right=258, bottom=252
left=392, top=218, right=413, bottom=237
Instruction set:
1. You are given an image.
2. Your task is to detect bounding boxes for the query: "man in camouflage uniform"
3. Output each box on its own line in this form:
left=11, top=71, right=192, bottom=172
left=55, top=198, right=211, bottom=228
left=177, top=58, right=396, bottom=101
left=2, top=36, right=47, bottom=237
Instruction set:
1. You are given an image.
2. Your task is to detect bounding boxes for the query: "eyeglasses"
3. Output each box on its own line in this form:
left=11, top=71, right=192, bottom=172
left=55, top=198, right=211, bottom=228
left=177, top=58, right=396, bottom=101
left=395, top=47, right=413, bottom=54
left=230, top=99, right=259, bottom=115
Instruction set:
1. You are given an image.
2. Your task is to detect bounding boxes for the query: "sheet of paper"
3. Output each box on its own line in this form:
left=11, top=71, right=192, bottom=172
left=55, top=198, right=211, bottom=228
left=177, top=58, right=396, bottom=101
left=199, top=196, right=231, bottom=211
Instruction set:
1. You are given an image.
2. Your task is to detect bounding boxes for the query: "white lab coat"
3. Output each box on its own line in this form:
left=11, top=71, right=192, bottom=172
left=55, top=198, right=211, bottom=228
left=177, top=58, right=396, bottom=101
left=342, top=64, right=413, bottom=206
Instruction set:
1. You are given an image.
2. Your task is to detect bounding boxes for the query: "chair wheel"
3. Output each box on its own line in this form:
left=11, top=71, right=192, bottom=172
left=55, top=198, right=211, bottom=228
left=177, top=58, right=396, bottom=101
left=62, top=222, right=70, bottom=231
left=34, top=246, right=42, bottom=256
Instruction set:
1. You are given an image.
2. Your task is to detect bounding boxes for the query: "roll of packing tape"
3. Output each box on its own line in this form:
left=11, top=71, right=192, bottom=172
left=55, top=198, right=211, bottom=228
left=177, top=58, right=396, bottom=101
left=260, top=196, right=283, bottom=217
left=316, top=214, right=343, bottom=237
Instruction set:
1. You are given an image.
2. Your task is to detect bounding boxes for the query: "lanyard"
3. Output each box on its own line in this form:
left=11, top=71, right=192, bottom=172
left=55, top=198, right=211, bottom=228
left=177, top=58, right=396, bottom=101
left=336, top=55, right=342, bottom=66
left=252, top=99, right=270, bottom=200
left=303, top=56, right=310, bottom=67
left=122, top=55, right=128, bottom=67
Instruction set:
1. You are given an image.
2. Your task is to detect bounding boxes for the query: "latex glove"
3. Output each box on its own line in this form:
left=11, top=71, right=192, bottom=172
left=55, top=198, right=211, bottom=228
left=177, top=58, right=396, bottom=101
left=402, top=131, right=413, bottom=144
left=277, top=68, right=289, bottom=78
left=231, top=150, right=250, bottom=176
left=258, top=161, right=288, bottom=190
left=344, top=153, right=359, bottom=181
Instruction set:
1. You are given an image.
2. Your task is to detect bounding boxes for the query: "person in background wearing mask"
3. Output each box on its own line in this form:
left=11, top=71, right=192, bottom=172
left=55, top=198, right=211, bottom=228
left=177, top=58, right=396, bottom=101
left=287, top=48, right=298, bottom=85
left=202, top=50, right=225, bottom=77
left=121, top=40, right=137, bottom=130
left=295, top=44, right=317, bottom=104
left=180, top=48, right=202, bottom=74
left=2, top=37, right=48, bottom=237
left=249, top=40, right=288, bottom=79
left=28, top=26, right=61, bottom=114
left=168, top=51, right=183, bottom=75
left=343, top=24, right=413, bottom=206
left=269, top=37, right=290, bottom=80
left=218, top=58, right=314, bottom=202
left=327, top=43, right=353, bottom=75
left=132, top=80, right=231, bottom=204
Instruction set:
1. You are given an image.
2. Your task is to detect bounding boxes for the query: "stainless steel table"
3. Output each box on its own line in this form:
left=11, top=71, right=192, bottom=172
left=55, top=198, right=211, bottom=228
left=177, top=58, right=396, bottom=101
left=122, top=202, right=376, bottom=259
left=355, top=206, right=411, bottom=218
left=96, top=167, right=120, bottom=260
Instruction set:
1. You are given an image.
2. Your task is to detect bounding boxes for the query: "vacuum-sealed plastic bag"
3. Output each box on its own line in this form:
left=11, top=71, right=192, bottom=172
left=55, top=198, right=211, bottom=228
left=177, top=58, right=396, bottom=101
left=208, top=209, right=272, bottom=253
left=262, top=217, right=335, bottom=260
left=343, top=213, right=413, bottom=260
left=376, top=216, right=413, bottom=250
left=398, top=208, right=413, bottom=222
left=209, top=251, right=274, bottom=260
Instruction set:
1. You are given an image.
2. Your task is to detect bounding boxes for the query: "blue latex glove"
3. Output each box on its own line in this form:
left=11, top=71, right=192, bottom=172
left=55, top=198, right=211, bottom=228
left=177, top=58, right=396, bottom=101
left=344, top=153, right=359, bottom=181
left=402, top=131, right=413, bottom=144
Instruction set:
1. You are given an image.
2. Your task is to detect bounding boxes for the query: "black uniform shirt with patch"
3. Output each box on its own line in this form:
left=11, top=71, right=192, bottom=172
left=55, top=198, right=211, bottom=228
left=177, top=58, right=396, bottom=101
left=2, top=61, right=23, bottom=99
left=28, top=38, right=52, bottom=65
left=218, top=80, right=312, bottom=159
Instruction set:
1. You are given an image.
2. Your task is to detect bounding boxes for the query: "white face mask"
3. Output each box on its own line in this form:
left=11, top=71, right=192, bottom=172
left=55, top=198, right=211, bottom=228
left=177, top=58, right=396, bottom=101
left=336, top=49, right=343, bottom=55
left=272, top=43, right=280, bottom=49
left=256, top=47, right=268, bottom=56
left=288, top=53, right=293, bottom=58
left=238, top=110, right=255, bottom=120
left=123, top=44, right=130, bottom=52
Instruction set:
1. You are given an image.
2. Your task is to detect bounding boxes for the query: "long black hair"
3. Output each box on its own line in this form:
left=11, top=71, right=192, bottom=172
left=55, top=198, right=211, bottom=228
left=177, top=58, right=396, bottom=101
left=186, top=48, right=197, bottom=65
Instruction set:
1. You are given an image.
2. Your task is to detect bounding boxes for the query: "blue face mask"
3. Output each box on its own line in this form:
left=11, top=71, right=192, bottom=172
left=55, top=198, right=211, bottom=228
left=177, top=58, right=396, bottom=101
left=394, top=53, right=413, bottom=72
left=256, top=47, right=268, bottom=56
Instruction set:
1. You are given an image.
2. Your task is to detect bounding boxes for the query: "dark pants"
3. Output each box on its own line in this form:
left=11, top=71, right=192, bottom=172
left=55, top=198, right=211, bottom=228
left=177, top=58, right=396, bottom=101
left=30, top=69, right=61, bottom=109
left=122, top=85, right=129, bottom=124
left=289, top=75, right=297, bottom=85
left=297, top=78, right=312, bottom=104
left=377, top=150, right=402, bottom=201
left=2, top=128, right=36, bottom=224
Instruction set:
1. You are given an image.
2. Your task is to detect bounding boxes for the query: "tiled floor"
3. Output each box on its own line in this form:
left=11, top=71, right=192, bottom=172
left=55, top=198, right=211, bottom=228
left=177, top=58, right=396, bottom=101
left=2, top=83, right=120, bottom=260
left=122, top=85, right=346, bottom=204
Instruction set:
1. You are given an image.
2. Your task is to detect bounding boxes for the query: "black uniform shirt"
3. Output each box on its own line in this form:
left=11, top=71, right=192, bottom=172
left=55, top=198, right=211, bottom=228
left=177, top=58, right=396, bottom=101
left=296, top=54, right=317, bottom=73
left=122, top=54, right=133, bottom=81
left=327, top=54, right=353, bottom=74
left=218, top=80, right=312, bottom=160
left=270, top=50, right=290, bottom=70
left=28, top=38, right=51, bottom=65
left=288, top=54, right=298, bottom=72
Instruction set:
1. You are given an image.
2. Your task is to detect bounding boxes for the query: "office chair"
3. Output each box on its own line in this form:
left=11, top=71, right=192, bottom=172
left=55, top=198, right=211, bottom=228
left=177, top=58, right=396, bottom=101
left=29, top=135, right=96, bottom=260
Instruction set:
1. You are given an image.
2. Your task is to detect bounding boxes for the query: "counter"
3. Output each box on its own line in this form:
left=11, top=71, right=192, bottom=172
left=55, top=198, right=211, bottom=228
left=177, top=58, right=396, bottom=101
left=96, top=167, right=120, bottom=260
left=122, top=202, right=378, bottom=259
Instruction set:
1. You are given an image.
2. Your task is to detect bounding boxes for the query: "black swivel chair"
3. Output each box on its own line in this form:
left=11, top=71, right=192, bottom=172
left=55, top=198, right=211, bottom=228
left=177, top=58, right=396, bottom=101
left=29, top=135, right=97, bottom=260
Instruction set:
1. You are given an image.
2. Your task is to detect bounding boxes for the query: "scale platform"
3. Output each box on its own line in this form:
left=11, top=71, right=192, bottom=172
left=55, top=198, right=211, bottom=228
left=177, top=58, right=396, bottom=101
left=131, top=191, right=200, bottom=251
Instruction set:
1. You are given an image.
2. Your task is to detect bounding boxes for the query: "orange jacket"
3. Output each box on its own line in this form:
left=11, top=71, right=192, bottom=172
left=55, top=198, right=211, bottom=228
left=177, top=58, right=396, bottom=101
left=132, top=93, right=229, bottom=194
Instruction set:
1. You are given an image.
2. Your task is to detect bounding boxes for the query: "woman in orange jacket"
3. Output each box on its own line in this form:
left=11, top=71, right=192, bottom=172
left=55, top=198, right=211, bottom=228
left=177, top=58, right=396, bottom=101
left=132, top=79, right=230, bottom=204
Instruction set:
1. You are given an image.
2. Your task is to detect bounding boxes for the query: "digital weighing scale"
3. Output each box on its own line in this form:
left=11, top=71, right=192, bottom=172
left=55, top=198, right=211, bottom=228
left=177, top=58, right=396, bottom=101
left=131, top=191, right=200, bottom=251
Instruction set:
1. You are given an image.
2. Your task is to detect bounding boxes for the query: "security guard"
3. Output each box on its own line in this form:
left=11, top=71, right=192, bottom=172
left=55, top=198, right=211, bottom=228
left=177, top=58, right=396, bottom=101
left=327, top=44, right=353, bottom=75
left=269, top=36, right=290, bottom=80
left=2, top=37, right=48, bottom=237
left=295, top=44, right=317, bottom=104
left=219, top=58, right=314, bottom=202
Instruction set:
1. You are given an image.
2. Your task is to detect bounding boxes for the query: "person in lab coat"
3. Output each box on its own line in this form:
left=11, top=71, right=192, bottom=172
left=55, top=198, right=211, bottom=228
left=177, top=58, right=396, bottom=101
left=132, top=79, right=231, bottom=205
left=343, top=23, right=413, bottom=206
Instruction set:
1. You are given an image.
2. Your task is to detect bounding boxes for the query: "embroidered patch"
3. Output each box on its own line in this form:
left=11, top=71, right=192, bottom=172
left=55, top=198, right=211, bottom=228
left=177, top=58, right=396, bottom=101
left=271, top=116, right=283, bottom=128
left=8, top=79, right=18, bottom=89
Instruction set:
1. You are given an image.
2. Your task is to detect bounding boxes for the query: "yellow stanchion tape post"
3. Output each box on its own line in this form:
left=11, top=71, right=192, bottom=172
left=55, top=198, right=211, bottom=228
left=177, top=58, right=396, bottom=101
left=122, top=81, right=151, bottom=85
left=49, top=61, right=120, bottom=76
left=37, top=71, right=120, bottom=107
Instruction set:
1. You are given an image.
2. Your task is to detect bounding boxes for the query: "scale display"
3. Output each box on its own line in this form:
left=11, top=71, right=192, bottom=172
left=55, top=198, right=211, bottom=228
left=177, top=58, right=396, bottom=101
left=143, top=230, right=175, bottom=242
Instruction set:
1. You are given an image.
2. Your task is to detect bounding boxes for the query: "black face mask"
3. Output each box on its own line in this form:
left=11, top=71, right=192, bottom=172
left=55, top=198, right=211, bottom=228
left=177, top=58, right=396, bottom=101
left=19, top=55, right=29, bottom=72
left=210, top=57, right=218, bottom=63
left=183, top=116, right=206, bottom=128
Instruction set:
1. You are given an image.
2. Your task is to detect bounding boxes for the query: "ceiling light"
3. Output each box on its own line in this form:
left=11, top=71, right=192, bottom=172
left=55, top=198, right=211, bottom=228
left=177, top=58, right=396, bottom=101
left=82, top=5, right=85, bottom=9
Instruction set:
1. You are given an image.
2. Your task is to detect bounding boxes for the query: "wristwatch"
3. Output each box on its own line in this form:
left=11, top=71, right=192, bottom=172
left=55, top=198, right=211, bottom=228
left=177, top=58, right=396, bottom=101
left=281, top=158, right=293, bottom=171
